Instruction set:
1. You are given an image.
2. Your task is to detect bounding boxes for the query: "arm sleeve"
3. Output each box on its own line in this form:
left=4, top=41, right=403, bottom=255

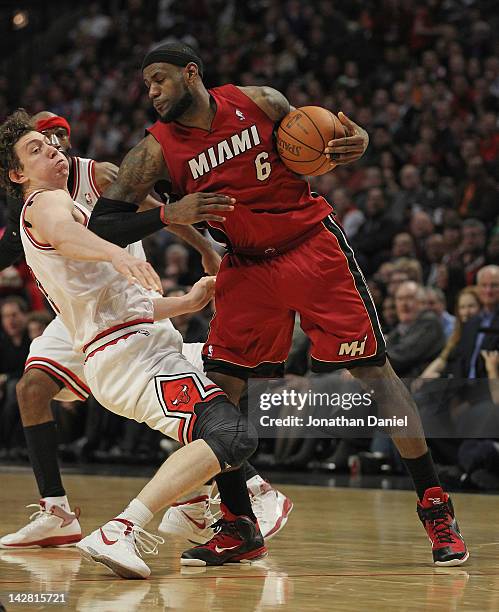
left=0, top=196, right=24, bottom=270
left=87, top=197, right=168, bottom=247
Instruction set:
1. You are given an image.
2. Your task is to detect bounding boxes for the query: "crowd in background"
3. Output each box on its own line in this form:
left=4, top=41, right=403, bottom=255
left=0, top=0, right=498, bottom=488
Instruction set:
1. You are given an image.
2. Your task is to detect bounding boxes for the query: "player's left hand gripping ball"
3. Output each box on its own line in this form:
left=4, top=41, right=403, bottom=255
left=324, top=112, right=369, bottom=166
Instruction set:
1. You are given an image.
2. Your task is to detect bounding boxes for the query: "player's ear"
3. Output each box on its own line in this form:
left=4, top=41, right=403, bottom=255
left=9, top=167, right=28, bottom=186
left=185, top=62, right=198, bottom=83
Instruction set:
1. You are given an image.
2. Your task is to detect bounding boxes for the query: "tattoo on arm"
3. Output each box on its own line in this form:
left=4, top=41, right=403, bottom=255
left=103, top=135, right=167, bottom=203
left=239, top=85, right=291, bottom=121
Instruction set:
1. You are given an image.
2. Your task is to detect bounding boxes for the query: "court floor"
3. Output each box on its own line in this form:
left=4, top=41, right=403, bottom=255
left=0, top=471, right=498, bottom=611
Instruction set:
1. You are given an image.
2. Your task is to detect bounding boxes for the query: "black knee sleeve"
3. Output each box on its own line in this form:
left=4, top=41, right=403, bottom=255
left=193, top=398, right=258, bottom=470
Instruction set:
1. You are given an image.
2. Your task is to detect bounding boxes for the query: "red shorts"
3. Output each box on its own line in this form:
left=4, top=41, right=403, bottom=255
left=203, top=214, right=386, bottom=379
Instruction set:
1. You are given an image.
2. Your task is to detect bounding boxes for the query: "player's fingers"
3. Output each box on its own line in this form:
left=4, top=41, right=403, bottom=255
left=200, top=203, right=235, bottom=211
left=325, top=146, right=365, bottom=158
left=325, top=135, right=364, bottom=148
left=338, top=111, right=358, bottom=132
left=200, top=194, right=236, bottom=202
left=133, top=263, right=162, bottom=293
left=200, top=198, right=235, bottom=207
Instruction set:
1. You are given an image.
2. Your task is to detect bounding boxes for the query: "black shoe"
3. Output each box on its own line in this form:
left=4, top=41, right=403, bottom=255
left=181, top=504, right=267, bottom=566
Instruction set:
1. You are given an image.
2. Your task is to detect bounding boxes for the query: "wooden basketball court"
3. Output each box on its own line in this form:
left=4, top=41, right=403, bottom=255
left=0, top=471, right=496, bottom=611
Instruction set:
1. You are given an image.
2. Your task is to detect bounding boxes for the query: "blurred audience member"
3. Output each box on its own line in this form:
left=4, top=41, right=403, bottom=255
left=386, top=281, right=445, bottom=377
left=424, top=287, right=456, bottom=339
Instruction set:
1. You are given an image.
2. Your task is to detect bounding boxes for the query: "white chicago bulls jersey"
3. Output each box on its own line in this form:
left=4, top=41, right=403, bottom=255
left=71, top=156, right=146, bottom=261
left=20, top=189, right=154, bottom=351
left=70, top=156, right=100, bottom=213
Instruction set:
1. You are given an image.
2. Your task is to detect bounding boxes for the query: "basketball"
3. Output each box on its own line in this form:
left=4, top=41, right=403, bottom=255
left=277, top=106, right=345, bottom=176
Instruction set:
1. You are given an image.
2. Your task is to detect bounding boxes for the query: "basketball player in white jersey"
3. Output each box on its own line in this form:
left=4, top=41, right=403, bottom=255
left=0, top=109, right=267, bottom=576
left=0, top=112, right=292, bottom=551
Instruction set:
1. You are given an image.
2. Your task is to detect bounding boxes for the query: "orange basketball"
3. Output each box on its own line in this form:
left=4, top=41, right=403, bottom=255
left=277, top=106, right=345, bottom=176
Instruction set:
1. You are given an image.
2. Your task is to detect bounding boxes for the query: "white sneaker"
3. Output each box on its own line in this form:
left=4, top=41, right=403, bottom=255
left=247, top=476, right=293, bottom=540
left=159, top=477, right=293, bottom=545
left=76, top=518, right=164, bottom=579
left=0, top=500, right=82, bottom=549
left=158, top=491, right=218, bottom=545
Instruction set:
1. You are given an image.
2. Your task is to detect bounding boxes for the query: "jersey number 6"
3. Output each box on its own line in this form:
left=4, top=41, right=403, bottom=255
left=255, top=152, right=271, bottom=181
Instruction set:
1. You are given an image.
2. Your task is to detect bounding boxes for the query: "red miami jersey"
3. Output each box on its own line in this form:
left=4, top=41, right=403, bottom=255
left=147, top=84, right=332, bottom=250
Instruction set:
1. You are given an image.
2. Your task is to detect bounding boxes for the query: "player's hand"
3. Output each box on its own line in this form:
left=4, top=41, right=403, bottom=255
left=324, top=112, right=369, bottom=166
left=185, top=276, right=216, bottom=311
left=201, top=249, right=222, bottom=275
left=111, top=250, right=163, bottom=294
left=163, top=193, right=235, bottom=225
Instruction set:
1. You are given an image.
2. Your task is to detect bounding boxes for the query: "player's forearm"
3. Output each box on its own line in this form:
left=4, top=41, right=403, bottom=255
left=89, top=198, right=167, bottom=247
left=52, top=221, right=123, bottom=262
left=152, top=296, right=197, bottom=321
left=166, top=224, right=212, bottom=254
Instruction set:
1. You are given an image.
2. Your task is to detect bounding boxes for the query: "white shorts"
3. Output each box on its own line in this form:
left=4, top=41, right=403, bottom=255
left=25, top=317, right=90, bottom=402
left=25, top=317, right=206, bottom=404
left=83, top=321, right=224, bottom=444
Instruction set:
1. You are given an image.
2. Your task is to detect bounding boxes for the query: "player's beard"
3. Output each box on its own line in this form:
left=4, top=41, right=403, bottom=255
left=160, top=90, right=194, bottom=123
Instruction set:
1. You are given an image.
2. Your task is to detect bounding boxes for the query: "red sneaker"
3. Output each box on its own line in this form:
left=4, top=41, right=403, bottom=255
left=417, top=487, right=469, bottom=566
left=180, top=504, right=267, bottom=566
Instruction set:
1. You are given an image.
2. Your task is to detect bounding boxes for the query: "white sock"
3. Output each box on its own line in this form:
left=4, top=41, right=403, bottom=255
left=43, top=495, right=70, bottom=511
left=246, top=475, right=265, bottom=487
left=116, top=498, right=153, bottom=528
left=174, top=484, right=213, bottom=505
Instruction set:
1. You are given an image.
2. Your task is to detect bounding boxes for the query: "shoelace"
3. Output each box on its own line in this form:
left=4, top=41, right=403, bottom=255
left=209, top=493, right=223, bottom=523
left=424, top=504, right=456, bottom=545
left=208, top=518, right=239, bottom=546
left=249, top=491, right=271, bottom=522
left=19, top=504, right=52, bottom=533
left=132, top=525, right=165, bottom=556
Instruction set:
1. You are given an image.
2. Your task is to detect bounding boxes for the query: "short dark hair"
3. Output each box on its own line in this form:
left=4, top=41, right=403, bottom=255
left=0, top=295, right=29, bottom=314
left=0, top=109, right=33, bottom=197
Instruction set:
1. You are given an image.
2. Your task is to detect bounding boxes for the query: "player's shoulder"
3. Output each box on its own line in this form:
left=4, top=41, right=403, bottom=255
left=236, top=86, right=290, bottom=121
left=33, top=188, right=73, bottom=208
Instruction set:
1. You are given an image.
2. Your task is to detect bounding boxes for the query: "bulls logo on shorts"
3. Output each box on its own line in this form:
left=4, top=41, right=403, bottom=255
left=155, top=372, right=225, bottom=445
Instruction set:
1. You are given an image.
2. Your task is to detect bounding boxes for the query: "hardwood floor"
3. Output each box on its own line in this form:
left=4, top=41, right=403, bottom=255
left=0, top=471, right=495, bottom=611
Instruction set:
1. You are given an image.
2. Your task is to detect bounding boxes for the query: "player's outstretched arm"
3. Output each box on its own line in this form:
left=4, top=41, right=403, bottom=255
left=152, top=276, right=215, bottom=321
left=29, top=190, right=162, bottom=292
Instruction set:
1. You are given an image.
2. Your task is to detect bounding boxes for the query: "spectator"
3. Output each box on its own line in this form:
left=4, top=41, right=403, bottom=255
left=353, top=187, right=399, bottom=274
left=390, top=164, right=429, bottom=225
left=424, top=287, right=456, bottom=339
left=455, top=219, right=487, bottom=286
left=391, top=232, right=416, bottom=259
left=457, top=156, right=498, bottom=223
left=386, top=281, right=445, bottom=377
left=423, top=233, right=445, bottom=285
left=26, top=310, right=53, bottom=340
left=0, top=296, right=30, bottom=457
left=417, top=286, right=482, bottom=382
left=330, top=187, right=364, bottom=239
left=449, top=265, right=499, bottom=385
left=381, top=295, right=398, bottom=333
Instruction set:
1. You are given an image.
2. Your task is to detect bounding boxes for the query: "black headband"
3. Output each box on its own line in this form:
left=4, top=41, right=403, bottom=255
left=141, top=45, right=204, bottom=77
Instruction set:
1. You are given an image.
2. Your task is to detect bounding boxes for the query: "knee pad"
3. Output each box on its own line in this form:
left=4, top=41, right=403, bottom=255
left=193, top=398, right=258, bottom=470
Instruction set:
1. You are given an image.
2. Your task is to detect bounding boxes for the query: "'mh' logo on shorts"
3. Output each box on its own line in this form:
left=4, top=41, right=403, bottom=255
left=338, top=335, right=367, bottom=357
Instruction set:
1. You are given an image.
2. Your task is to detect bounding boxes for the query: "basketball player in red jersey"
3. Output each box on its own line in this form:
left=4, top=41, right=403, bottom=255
left=92, top=42, right=468, bottom=567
